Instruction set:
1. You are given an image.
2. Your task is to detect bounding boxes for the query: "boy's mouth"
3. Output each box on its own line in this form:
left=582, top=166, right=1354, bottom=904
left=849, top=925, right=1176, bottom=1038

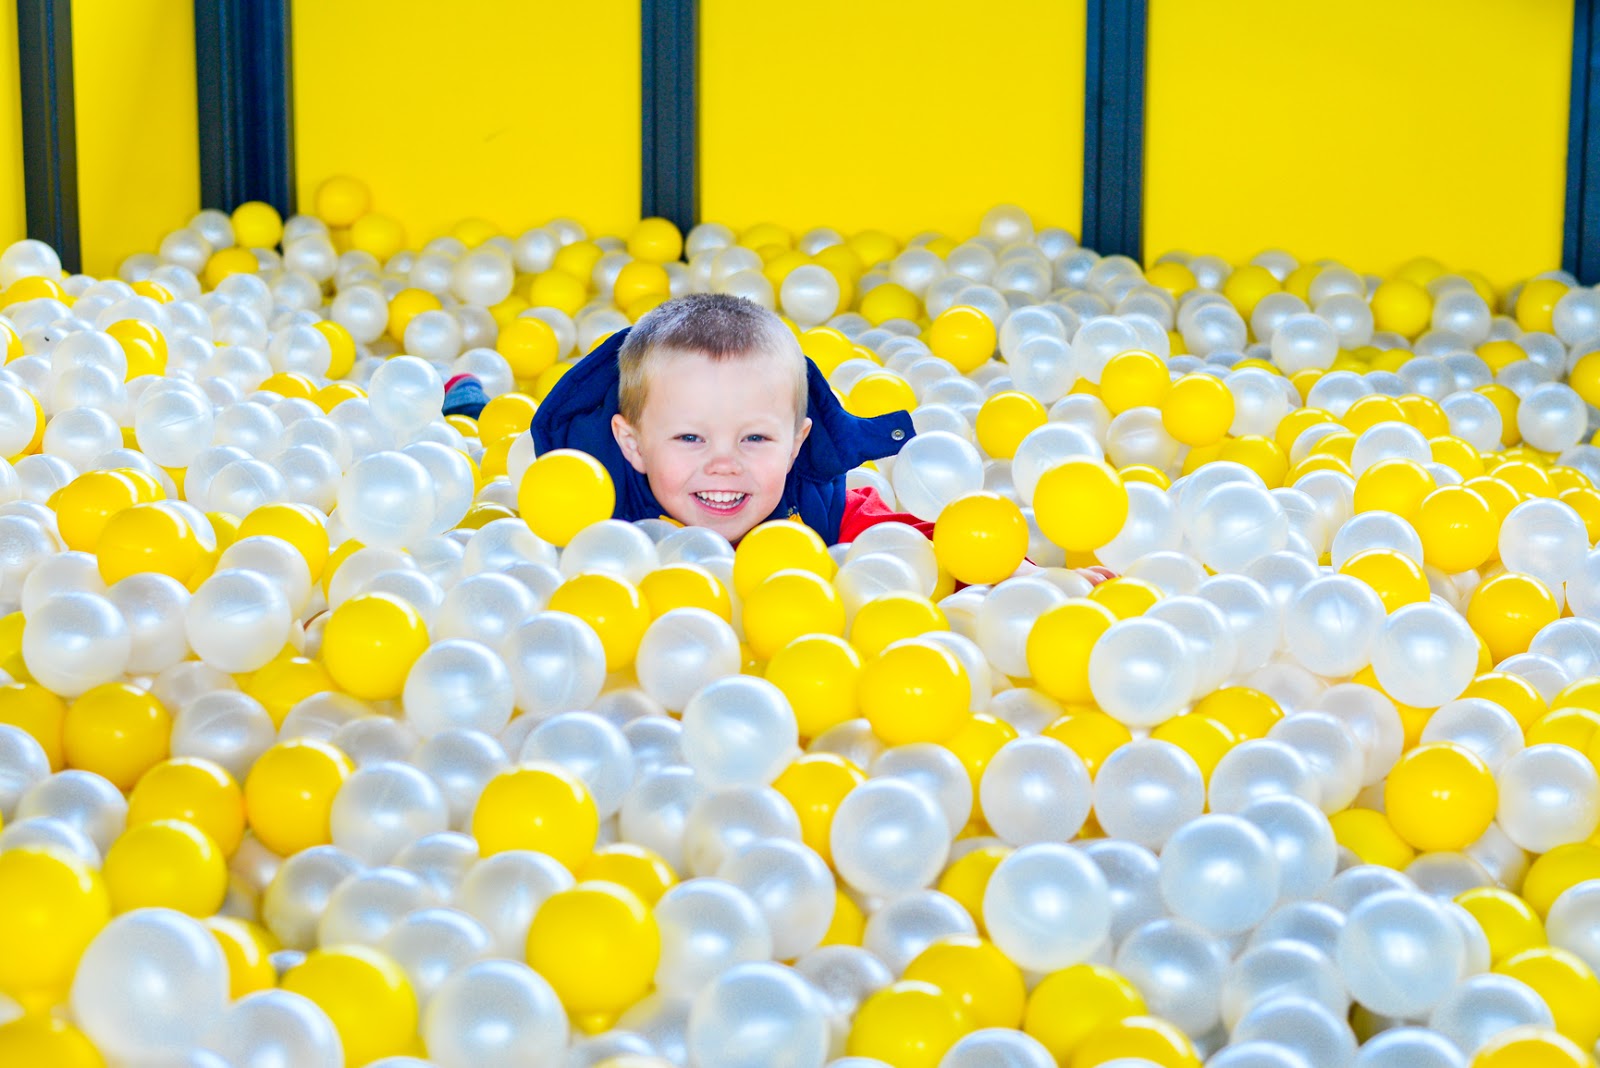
left=693, top=490, right=749, bottom=514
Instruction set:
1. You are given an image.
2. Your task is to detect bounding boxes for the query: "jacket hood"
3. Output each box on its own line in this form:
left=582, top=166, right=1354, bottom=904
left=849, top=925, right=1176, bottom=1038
left=528, top=328, right=915, bottom=539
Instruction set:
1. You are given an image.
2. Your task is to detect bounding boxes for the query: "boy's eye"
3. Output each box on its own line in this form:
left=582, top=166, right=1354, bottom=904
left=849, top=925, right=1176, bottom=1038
left=743, top=434, right=771, bottom=443
left=674, top=434, right=702, bottom=443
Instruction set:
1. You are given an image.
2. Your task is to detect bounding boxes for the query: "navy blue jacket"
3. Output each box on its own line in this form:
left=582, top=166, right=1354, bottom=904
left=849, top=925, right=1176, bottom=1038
left=528, top=329, right=915, bottom=542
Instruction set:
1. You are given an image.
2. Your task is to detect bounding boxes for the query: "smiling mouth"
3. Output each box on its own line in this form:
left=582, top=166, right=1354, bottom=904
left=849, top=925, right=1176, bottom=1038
left=693, top=491, right=749, bottom=513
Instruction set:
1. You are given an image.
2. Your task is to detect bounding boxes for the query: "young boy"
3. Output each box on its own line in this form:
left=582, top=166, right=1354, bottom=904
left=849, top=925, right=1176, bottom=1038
left=466, top=292, right=925, bottom=545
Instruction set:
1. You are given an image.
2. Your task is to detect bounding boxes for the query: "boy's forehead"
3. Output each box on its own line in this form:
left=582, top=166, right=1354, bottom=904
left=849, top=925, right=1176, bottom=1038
left=638, top=344, right=806, bottom=418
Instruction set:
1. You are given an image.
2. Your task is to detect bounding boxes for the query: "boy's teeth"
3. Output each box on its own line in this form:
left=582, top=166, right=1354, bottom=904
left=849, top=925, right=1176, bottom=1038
left=697, top=491, right=746, bottom=503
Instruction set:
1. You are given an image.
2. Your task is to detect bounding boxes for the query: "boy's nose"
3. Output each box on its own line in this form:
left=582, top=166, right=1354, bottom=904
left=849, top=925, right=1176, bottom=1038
left=705, top=448, right=742, bottom=474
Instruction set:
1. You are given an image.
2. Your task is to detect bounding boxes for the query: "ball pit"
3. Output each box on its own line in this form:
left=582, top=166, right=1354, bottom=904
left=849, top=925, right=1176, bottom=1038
left=4, top=186, right=1600, bottom=1067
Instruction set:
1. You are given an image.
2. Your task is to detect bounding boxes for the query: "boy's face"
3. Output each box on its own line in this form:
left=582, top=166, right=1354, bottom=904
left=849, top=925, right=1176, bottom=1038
left=612, top=347, right=812, bottom=544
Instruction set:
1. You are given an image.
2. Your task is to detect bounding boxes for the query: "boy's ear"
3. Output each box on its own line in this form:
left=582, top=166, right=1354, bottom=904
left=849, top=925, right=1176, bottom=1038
left=612, top=414, right=649, bottom=473
left=790, top=417, right=813, bottom=463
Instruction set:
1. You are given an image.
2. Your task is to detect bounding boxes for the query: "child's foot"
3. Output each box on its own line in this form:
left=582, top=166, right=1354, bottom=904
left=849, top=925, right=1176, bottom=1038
left=443, top=373, right=488, bottom=420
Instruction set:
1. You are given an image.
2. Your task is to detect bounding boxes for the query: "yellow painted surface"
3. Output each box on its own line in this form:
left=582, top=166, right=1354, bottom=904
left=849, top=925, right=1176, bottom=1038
left=0, top=0, right=24, bottom=248
left=294, top=0, right=641, bottom=244
left=72, top=0, right=201, bottom=277
left=1145, top=0, right=1573, bottom=288
left=701, top=0, right=1086, bottom=242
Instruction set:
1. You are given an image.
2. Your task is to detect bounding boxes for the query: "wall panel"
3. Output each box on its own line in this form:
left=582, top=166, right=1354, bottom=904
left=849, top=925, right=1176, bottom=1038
left=1145, top=0, right=1573, bottom=289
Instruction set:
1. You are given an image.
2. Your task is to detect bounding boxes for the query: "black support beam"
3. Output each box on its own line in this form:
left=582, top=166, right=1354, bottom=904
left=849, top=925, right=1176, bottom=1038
left=195, top=0, right=296, bottom=218
left=16, top=0, right=79, bottom=272
left=641, top=0, right=697, bottom=233
left=1082, top=0, right=1147, bottom=261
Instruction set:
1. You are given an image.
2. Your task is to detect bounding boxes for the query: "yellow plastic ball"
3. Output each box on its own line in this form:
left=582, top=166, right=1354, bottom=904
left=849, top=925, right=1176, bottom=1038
left=526, top=881, right=659, bottom=1016
left=230, top=201, right=283, bottom=248
left=103, top=818, right=227, bottom=916
left=936, top=844, right=1009, bottom=934
left=0, top=1015, right=105, bottom=1067
left=612, top=260, right=672, bottom=310
left=95, top=501, right=200, bottom=584
left=321, top=592, right=430, bottom=701
left=202, top=247, right=258, bottom=291
left=1043, top=712, right=1132, bottom=778
left=576, top=844, right=677, bottom=906
left=772, top=752, right=866, bottom=865
left=927, top=306, right=997, bottom=373
left=63, top=682, right=170, bottom=790
left=975, top=391, right=1048, bottom=460
left=845, top=370, right=917, bottom=417
left=1218, top=435, right=1288, bottom=488
left=1524, top=844, right=1600, bottom=918
left=1353, top=457, right=1435, bottom=519
left=639, top=563, right=731, bottom=621
left=903, top=936, right=1026, bottom=1030
left=1089, top=576, right=1163, bottom=619
left=518, top=449, right=616, bottom=547
left=1478, top=384, right=1524, bottom=447
left=242, top=738, right=353, bottom=857
left=1462, top=671, right=1548, bottom=730
left=0, top=846, right=110, bottom=1001
left=627, top=217, right=683, bottom=263
left=349, top=213, right=406, bottom=263
left=1026, top=599, right=1119, bottom=705
left=472, top=763, right=598, bottom=868
left=547, top=571, right=652, bottom=671
left=53, top=469, right=142, bottom=552
left=1161, top=373, right=1235, bottom=447
left=106, top=318, right=168, bottom=379
left=858, top=639, right=970, bottom=746
left=496, top=317, right=561, bottom=383
left=313, top=176, right=371, bottom=227
left=282, top=944, right=418, bottom=1066
left=1023, top=963, right=1146, bottom=1065
left=1221, top=264, right=1280, bottom=317
left=1371, top=278, right=1433, bottom=338
left=741, top=568, right=845, bottom=660
left=848, top=591, right=946, bottom=658
left=1414, top=485, right=1498, bottom=573
left=732, top=519, right=834, bottom=597
left=127, top=756, right=244, bottom=855
left=822, top=885, right=866, bottom=947
left=800, top=326, right=856, bottom=377
left=847, top=980, right=972, bottom=1068
left=1468, top=572, right=1560, bottom=664
left=1329, top=807, right=1416, bottom=869
left=1384, top=742, right=1498, bottom=852
left=1456, top=886, right=1547, bottom=966
left=766, top=634, right=863, bottom=740
left=1339, top=548, right=1430, bottom=613
left=242, top=655, right=337, bottom=729
left=237, top=503, right=329, bottom=583
left=860, top=283, right=920, bottom=325
left=933, top=491, right=1029, bottom=586
left=945, top=714, right=1019, bottom=804
left=1145, top=260, right=1196, bottom=297
left=1472, top=1025, right=1592, bottom=1068
left=1073, top=1014, right=1200, bottom=1067
left=527, top=269, right=589, bottom=317
left=204, top=916, right=277, bottom=999
left=1517, top=278, right=1569, bottom=334
left=1495, top=946, right=1600, bottom=1048
left=311, top=320, right=356, bottom=379
left=1099, top=350, right=1170, bottom=415
left=0, top=682, right=67, bottom=769
left=477, top=391, right=539, bottom=445
left=386, top=287, right=442, bottom=341
left=1033, top=459, right=1129, bottom=552
left=1149, top=715, right=1237, bottom=781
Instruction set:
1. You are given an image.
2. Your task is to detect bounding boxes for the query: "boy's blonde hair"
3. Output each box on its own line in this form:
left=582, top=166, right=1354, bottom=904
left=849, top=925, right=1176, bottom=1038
left=617, top=294, right=808, bottom=429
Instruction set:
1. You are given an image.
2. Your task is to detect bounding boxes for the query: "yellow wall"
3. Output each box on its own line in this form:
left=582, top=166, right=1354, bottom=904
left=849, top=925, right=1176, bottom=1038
left=1145, top=0, right=1573, bottom=289
left=71, top=0, right=200, bottom=277
left=294, top=0, right=641, bottom=245
left=0, top=0, right=24, bottom=248
left=701, top=0, right=1086, bottom=242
